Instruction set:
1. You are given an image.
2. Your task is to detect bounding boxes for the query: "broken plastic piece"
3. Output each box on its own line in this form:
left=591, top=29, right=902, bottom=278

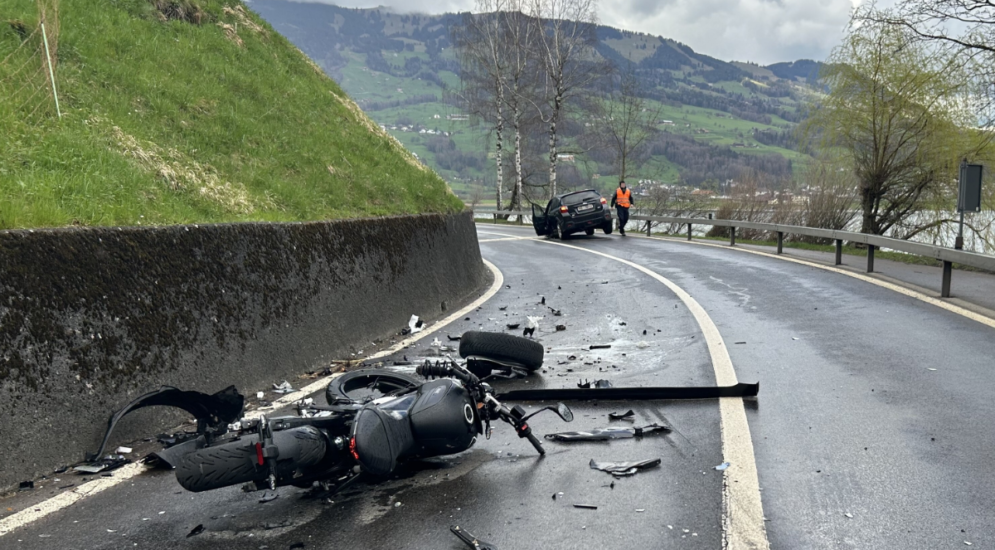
left=555, top=324, right=566, bottom=331
left=115, top=446, right=132, bottom=454
left=636, top=341, right=649, bottom=349
left=18, top=481, right=34, bottom=491
left=573, top=504, right=598, bottom=510
left=74, top=455, right=130, bottom=474
left=272, top=381, right=295, bottom=394
left=577, top=379, right=613, bottom=389
left=450, top=525, right=498, bottom=550
left=258, top=492, right=279, bottom=503
left=545, top=424, right=670, bottom=442
left=608, top=410, right=635, bottom=421
left=523, top=327, right=535, bottom=337
left=506, top=323, right=520, bottom=330
left=590, top=344, right=611, bottom=350
left=431, top=337, right=442, bottom=347
left=589, top=458, right=661, bottom=477
left=186, top=524, right=205, bottom=538
left=714, top=462, right=731, bottom=471
left=407, top=315, right=425, bottom=334
left=496, top=382, right=759, bottom=401
left=448, top=334, right=462, bottom=341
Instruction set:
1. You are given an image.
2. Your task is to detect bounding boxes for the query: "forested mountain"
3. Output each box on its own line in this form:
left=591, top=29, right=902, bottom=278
left=247, top=0, right=823, bottom=198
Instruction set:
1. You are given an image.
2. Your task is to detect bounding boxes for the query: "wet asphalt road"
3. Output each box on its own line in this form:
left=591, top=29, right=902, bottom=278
left=5, top=225, right=995, bottom=549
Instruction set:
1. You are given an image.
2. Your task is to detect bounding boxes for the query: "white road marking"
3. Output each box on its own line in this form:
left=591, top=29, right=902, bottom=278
left=476, top=229, right=526, bottom=239
left=535, top=239, right=770, bottom=550
left=654, top=237, right=995, bottom=330
left=0, top=260, right=505, bottom=538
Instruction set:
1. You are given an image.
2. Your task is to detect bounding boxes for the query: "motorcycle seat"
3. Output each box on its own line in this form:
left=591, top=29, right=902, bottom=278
left=351, top=404, right=416, bottom=477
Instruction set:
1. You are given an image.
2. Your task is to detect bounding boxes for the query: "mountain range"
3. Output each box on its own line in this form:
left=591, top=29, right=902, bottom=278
left=247, top=0, right=823, bottom=198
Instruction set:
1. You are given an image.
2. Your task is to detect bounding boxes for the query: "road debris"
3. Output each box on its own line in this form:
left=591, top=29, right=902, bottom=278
left=608, top=410, right=635, bottom=421
left=573, top=504, right=598, bottom=510
left=714, top=462, right=731, bottom=471
left=555, top=324, right=567, bottom=331
left=74, top=455, right=129, bottom=474
left=115, top=446, right=132, bottom=454
left=499, top=306, right=508, bottom=311
left=448, top=334, right=462, bottom=341
left=431, top=338, right=442, bottom=347
left=186, top=524, right=205, bottom=537
left=507, top=323, right=520, bottom=330
left=272, top=381, right=295, bottom=394
left=450, top=525, right=497, bottom=550
left=589, top=458, right=661, bottom=477
left=545, top=424, right=669, bottom=442
left=590, top=344, right=611, bottom=350
left=734, top=342, right=746, bottom=345
left=636, top=341, right=649, bottom=349
left=576, top=379, right=613, bottom=389
left=258, top=492, right=279, bottom=503
left=844, top=512, right=853, bottom=518
left=403, top=315, right=425, bottom=335
left=18, top=481, right=33, bottom=491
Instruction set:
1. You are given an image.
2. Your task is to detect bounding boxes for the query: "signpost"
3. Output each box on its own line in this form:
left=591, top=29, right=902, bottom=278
left=955, top=161, right=983, bottom=250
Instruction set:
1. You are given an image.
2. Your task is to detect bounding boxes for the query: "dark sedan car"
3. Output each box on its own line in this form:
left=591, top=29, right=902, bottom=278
left=531, top=189, right=613, bottom=239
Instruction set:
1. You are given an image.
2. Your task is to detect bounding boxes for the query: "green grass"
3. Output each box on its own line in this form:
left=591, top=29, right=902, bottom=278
left=0, top=0, right=462, bottom=229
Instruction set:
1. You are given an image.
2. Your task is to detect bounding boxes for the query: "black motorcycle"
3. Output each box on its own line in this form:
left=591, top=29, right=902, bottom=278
left=86, top=332, right=572, bottom=496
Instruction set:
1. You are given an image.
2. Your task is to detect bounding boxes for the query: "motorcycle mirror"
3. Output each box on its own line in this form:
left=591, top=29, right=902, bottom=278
left=556, top=402, right=574, bottom=422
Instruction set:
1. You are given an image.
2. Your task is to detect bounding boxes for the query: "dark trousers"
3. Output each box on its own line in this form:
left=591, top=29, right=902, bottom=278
left=616, top=206, right=630, bottom=232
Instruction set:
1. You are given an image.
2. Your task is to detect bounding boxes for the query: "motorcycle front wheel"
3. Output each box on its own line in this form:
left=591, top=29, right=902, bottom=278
left=325, top=369, right=422, bottom=405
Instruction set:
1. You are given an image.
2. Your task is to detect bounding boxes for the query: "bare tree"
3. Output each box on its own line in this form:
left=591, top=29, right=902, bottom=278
left=593, top=62, right=664, bottom=184
left=856, top=0, right=995, bottom=127
left=502, top=5, right=540, bottom=211
left=451, top=2, right=512, bottom=211
left=528, top=0, right=602, bottom=198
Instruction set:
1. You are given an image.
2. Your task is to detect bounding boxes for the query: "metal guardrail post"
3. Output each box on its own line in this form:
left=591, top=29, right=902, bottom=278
left=941, top=261, right=953, bottom=298
left=867, top=245, right=875, bottom=273
left=687, top=224, right=692, bottom=241
left=730, top=227, right=736, bottom=246
left=835, top=240, right=843, bottom=265
left=777, top=231, right=783, bottom=254
left=646, top=220, right=651, bottom=237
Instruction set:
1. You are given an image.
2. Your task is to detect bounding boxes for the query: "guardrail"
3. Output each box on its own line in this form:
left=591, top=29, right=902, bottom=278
left=473, top=209, right=995, bottom=298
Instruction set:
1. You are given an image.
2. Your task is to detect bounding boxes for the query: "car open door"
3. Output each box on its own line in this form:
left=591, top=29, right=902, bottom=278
left=531, top=202, right=551, bottom=236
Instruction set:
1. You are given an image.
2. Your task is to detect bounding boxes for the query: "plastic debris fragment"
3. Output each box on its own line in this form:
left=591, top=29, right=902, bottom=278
left=450, top=525, right=498, bottom=550
left=589, top=458, right=661, bottom=477
left=573, top=504, right=598, bottom=510
left=590, top=344, right=611, bottom=350
left=186, top=524, right=205, bottom=538
left=272, top=381, right=294, bottom=394
left=608, top=410, right=635, bottom=421
left=714, top=462, right=731, bottom=471
left=636, top=341, right=649, bottom=348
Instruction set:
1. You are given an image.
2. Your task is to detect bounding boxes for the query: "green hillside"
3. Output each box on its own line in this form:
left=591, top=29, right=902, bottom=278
left=0, top=0, right=462, bottom=230
left=249, top=0, right=822, bottom=200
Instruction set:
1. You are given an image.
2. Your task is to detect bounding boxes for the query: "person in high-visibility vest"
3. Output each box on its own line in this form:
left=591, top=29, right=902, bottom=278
left=610, top=180, right=634, bottom=236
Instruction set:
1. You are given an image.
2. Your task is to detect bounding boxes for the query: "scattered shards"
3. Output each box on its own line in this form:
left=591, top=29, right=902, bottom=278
left=53, top=465, right=69, bottom=474
left=541, top=297, right=546, bottom=305
left=289, top=543, right=306, bottom=549
left=573, top=504, right=598, bottom=510
left=636, top=509, right=645, bottom=512
left=843, top=512, right=853, bottom=519
left=590, top=344, right=611, bottom=350
left=555, top=325, right=567, bottom=331
left=115, top=446, right=132, bottom=454
left=258, top=492, right=279, bottom=503
left=608, top=410, right=635, bottom=421
left=507, top=323, right=520, bottom=330
left=499, top=306, right=508, bottom=311
left=714, top=462, right=731, bottom=471
left=431, top=337, right=442, bottom=348
left=393, top=360, right=412, bottom=366
left=636, top=341, right=649, bottom=349
left=262, top=520, right=293, bottom=530
left=927, top=368, right=937, bottom=371
left=505, top=285, right=511, bottom=289
left=74, top=455, right=129, bottom=474
left=552, top=310, right=562, bottom=316
left=272, top=381, right=295, bottom=394
left=18, top=481, right=34, bottom=491
left=642, top=330, right=647, bottom=335
left=734, top=342, right=746, bottom=345
left=448, top=334, right=462, bottom=341
left=576, top=379, right=613, bottom=389
left=523, top=327, right=535, bottom=337
left=545, top=424, right=669, bottom=442
left=791, top=337, right=799, bottom=341
left=589, top=458, right=661, bottom=477
left=256, top=391, right=265, bottom=399
left=186, top=524, right=205, bottom=538
left=450, top=525, right=497, bottom=550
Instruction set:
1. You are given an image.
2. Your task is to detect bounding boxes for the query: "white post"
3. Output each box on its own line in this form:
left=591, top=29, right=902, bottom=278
left=40, top=22, right=61, bottom=119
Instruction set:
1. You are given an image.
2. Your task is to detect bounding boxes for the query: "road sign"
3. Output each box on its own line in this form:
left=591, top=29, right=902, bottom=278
left=958, top=162, right=983, bottom=213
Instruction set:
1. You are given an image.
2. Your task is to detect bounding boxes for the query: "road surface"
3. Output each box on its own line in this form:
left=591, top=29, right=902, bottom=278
left=3, top=224, right=994, bottom=549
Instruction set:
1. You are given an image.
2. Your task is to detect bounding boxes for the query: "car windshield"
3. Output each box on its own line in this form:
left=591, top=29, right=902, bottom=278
left=561, top=191, right=600, bottom=206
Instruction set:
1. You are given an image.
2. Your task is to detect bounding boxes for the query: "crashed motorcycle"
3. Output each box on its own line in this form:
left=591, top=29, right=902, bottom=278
left=87, top=333, right=573, bottom=495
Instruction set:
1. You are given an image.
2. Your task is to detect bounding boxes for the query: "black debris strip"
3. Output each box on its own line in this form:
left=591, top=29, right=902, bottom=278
left=545, top=424, right=670, bottom=442
left=451, top=525, right=498, bottom=550
left=589, top=458, right=662, bottom=477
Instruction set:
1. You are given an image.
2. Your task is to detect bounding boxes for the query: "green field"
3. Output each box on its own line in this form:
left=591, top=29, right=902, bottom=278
left=0, top=0, right=462, bottom=229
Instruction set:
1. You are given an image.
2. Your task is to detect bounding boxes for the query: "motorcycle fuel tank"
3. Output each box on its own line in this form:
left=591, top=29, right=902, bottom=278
left=408, top=379, right=478, bottom=457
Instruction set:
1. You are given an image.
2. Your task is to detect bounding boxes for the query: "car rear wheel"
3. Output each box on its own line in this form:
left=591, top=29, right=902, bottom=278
left=558, top=221, right=570, bottom=239
left=602, top=222, right=613, bottom=235
left=585, top=228, right=595, bottom=236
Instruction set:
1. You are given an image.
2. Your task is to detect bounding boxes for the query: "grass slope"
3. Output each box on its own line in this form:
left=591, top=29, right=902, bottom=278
left=0, top=0, right=462, bottom=229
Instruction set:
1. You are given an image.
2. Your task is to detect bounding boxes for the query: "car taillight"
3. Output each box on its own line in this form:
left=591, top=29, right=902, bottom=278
left=559, top=206, right=568, bottom=213
left=600, top=197, right=607, bottom=205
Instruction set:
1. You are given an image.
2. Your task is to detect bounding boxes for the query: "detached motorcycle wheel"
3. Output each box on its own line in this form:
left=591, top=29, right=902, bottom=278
left=325, top=369, right=421, bottom=405
left=459, top=331, right=544, bottom=371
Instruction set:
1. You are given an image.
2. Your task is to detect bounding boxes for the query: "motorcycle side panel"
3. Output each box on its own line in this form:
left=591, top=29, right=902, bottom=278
left=408, top=379, right=477, bottom=457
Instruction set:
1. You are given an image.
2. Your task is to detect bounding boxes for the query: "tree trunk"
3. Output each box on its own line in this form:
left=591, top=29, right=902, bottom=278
left=495, top=82, right=504, bottom=211
left=548, top=88, right=563, bottom=199
left=512, top=100, right=523, bottom=211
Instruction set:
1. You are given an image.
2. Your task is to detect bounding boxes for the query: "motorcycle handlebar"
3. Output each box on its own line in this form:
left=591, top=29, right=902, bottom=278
left=416, top=361, right=479, bottom=386
left=525, top=431, right=545, bottom=456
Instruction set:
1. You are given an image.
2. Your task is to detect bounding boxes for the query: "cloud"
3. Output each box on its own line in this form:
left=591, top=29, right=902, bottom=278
left=287, top=0, right=856, bottom=64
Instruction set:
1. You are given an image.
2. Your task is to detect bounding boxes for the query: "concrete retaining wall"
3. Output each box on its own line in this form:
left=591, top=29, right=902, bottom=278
left=0, top=211, right=487, bottom=492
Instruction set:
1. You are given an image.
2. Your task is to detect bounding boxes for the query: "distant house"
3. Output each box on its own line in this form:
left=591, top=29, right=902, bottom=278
left=556, top=153, right=575, bottom=162
left=662, top=120, right=674, bottom=125
left=433, top=114, right=441, bottom=119
left=690, top=189, right=715, bottom=196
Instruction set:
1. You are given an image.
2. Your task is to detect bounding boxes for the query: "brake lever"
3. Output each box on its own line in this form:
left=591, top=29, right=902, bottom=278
left=450, top=525, right=498, bottom=550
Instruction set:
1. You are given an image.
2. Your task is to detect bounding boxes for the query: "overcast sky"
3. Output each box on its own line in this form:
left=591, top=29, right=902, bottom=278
left=291, top=0, right=871, bottom=65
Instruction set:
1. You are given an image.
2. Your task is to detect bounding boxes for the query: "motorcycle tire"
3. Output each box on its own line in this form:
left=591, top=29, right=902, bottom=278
left=325, top=369, right=422, bottom=405
left=458, top=331, right=544, bottom=371
left=175, top=426, right=327, bottom=493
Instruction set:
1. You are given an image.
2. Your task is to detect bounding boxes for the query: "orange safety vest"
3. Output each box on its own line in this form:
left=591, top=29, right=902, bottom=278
left=615, top=188, right=631, bottom=208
